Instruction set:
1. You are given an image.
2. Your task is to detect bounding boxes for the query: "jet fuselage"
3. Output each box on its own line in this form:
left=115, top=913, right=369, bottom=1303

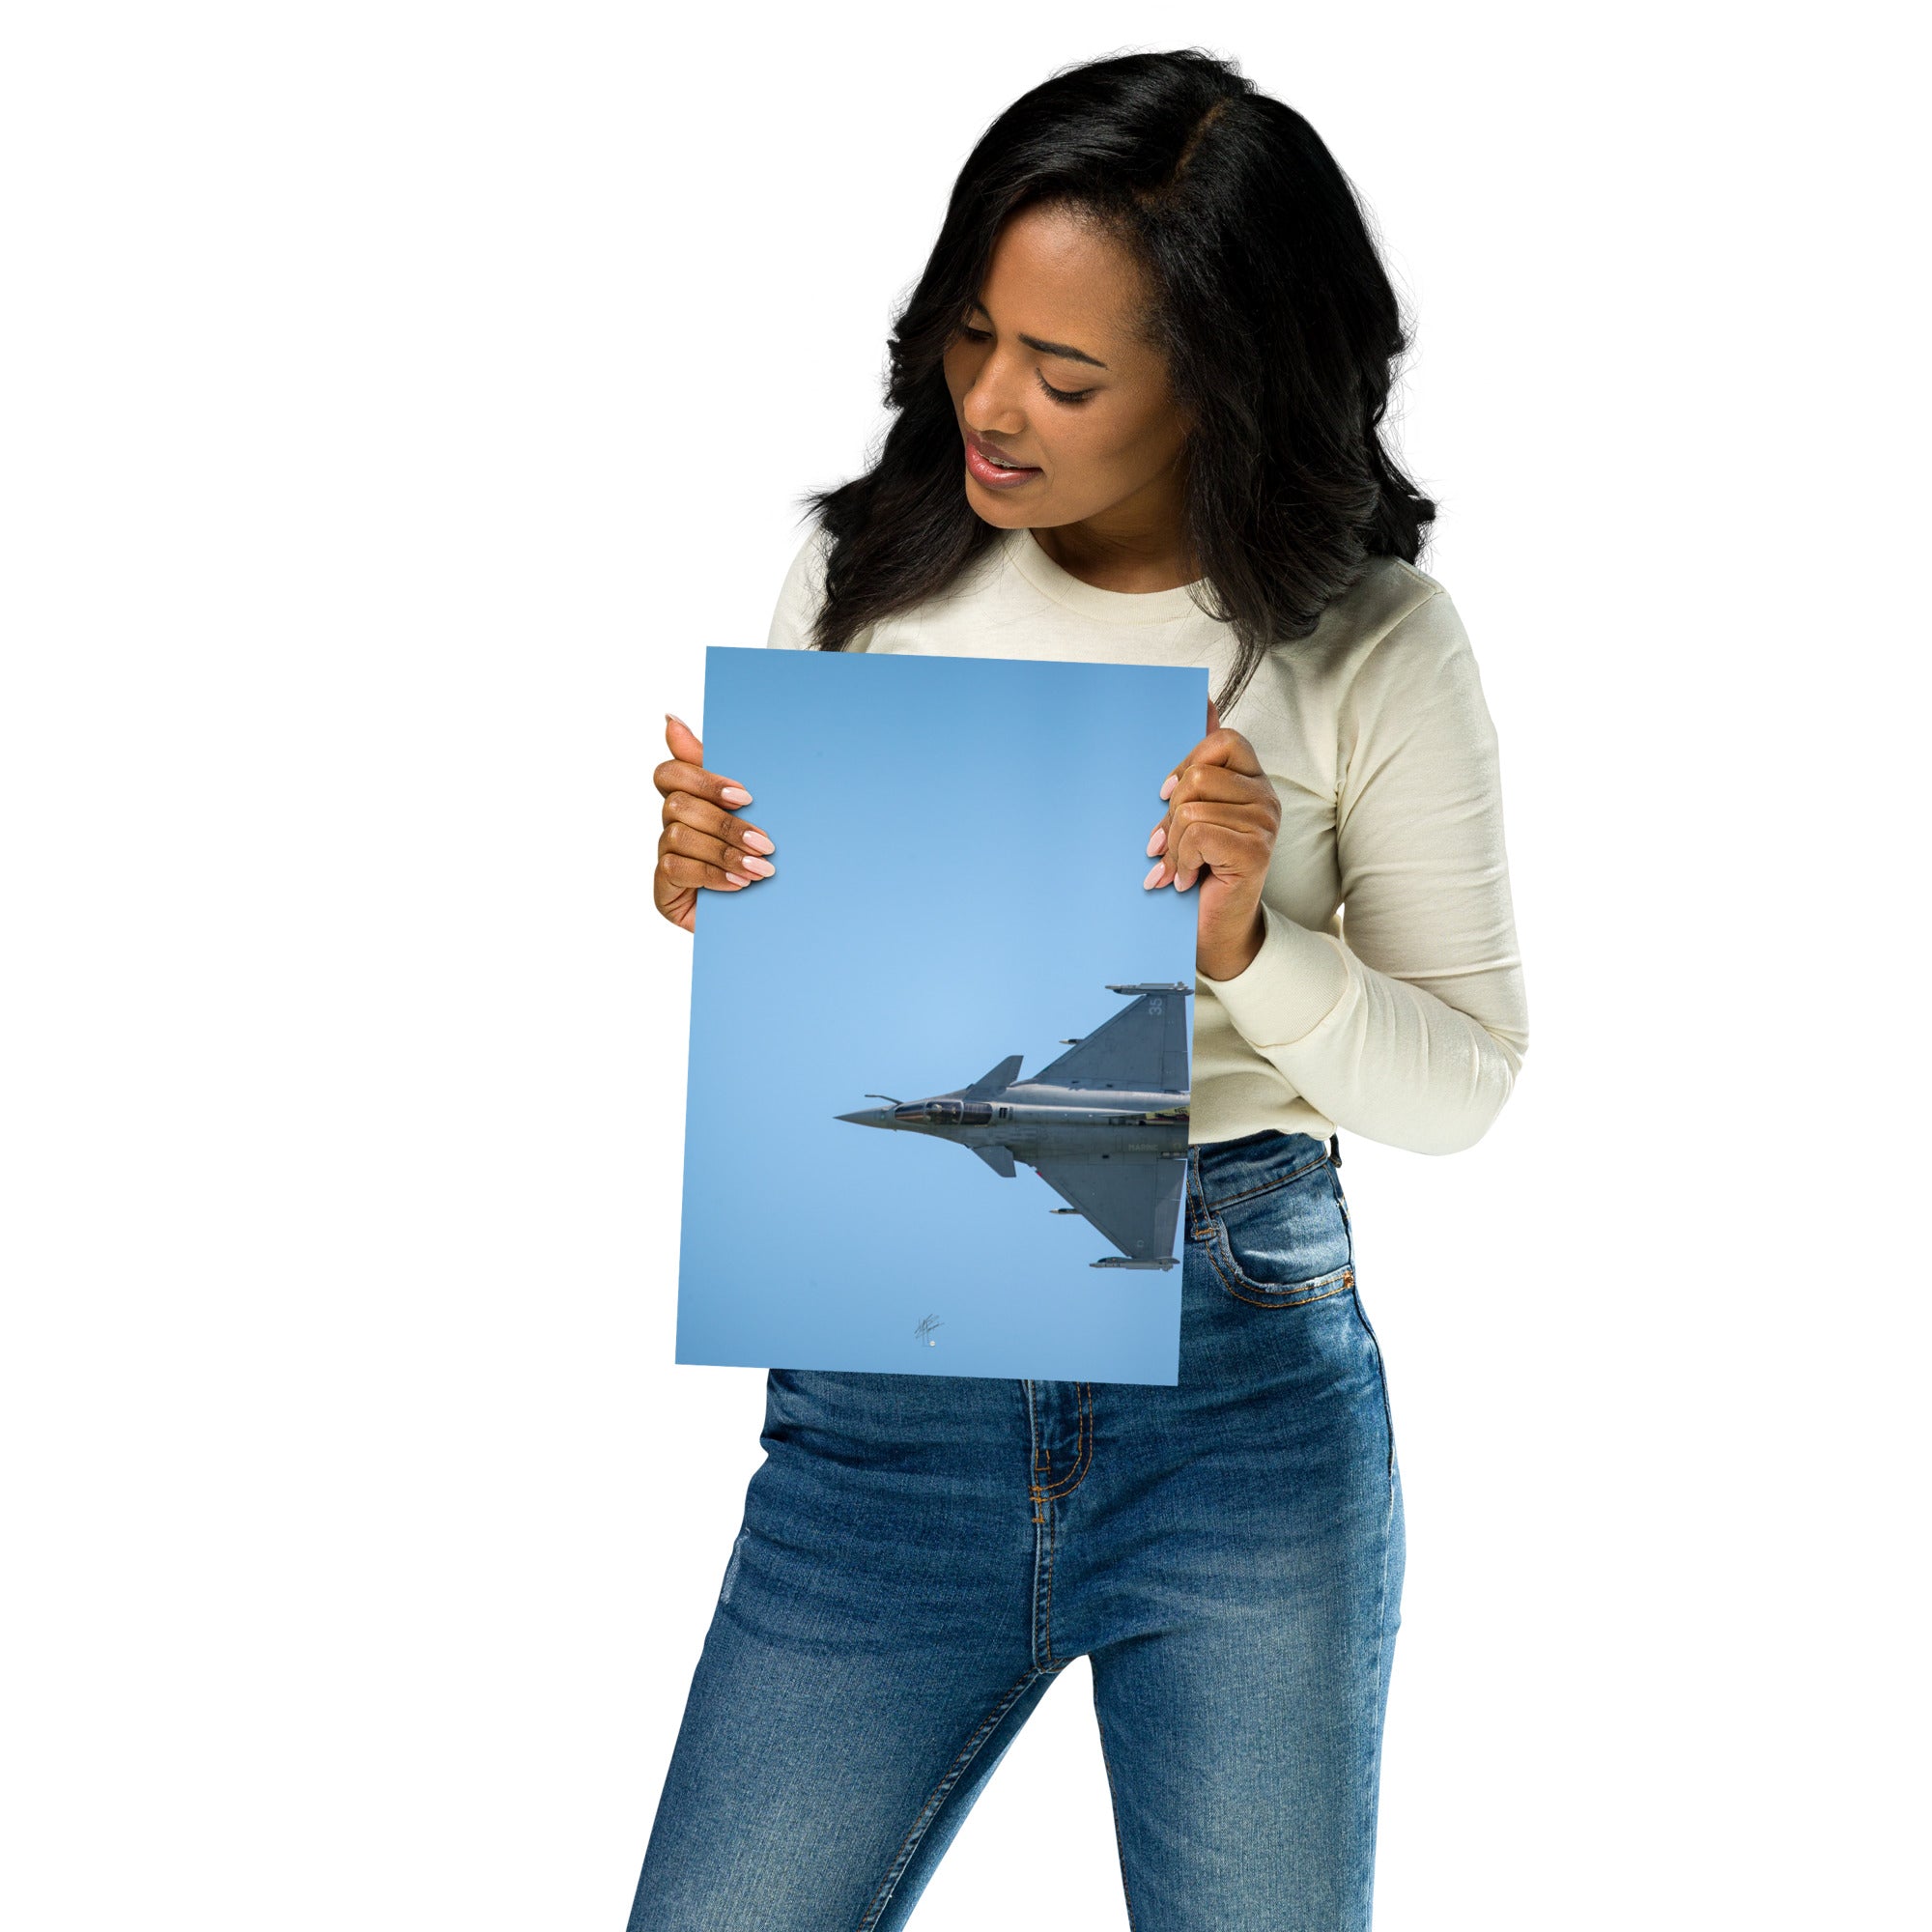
left=838, top=1083, right=1188, bottom=1162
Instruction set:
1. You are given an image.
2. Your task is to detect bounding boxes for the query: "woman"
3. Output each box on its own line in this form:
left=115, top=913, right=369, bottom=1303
left=635, top=48, right=1528, bottom=1932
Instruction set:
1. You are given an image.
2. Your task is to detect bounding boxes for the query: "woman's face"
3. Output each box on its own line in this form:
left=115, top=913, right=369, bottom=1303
left=940, top=202, right=1190, bottom=538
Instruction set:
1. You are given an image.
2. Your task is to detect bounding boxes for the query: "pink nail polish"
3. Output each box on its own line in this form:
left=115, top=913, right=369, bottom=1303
left=742, top=830, right=776, bottom=855
left=1159, top=774, right=1178, bottom=800
left=1146, top=827, right=1167, bottom=857
left=724, top=871, right=751, bottom=886
left=720, top=785, right=752, bottom=806
left=1143, top=862, right=1165, bottom=889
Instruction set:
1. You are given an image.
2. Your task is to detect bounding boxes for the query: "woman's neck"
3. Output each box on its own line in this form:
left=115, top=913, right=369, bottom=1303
left=1027, top=519, right=1202, bottom=593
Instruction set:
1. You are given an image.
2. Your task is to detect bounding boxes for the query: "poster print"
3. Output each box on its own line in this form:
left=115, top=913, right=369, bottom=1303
left=675, top=646, right=1208, bottom=1385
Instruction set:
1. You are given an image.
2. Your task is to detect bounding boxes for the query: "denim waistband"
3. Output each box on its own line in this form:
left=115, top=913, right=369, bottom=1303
left=1187, top=1128, right=1333, bottom=1212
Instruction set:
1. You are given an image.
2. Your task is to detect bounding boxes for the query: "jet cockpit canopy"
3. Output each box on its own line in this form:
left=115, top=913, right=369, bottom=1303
left=893, top=1099, right=994, bottom=1126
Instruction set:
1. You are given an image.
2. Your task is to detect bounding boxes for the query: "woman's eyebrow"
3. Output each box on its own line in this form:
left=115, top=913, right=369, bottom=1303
left=1022, top=334, right=1108, bottom=369
left=967, top=301, right=1109, bottom=369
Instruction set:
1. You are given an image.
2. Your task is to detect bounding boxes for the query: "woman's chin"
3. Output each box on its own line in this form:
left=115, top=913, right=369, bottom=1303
left=965, top=482, right=1045, bottom=526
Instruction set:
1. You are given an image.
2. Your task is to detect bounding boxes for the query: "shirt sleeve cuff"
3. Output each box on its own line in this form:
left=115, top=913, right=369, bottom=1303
left=1195, top=900, right=1350, bottom=1049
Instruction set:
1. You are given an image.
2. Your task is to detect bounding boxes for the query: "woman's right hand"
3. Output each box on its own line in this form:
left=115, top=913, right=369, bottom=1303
left=653, top=713, right=777, bottom=933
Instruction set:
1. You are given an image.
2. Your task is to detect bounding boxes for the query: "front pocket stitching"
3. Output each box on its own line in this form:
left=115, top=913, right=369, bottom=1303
left=1203, top=1228, right=1355, bottom=1308
left=1206, top=1187, right=1354, bottom=1300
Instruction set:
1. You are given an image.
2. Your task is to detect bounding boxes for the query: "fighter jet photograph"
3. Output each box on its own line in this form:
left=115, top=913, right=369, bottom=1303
left=677, top=643, right=1206, bottom=1384
left=836, top=983, right=1192, bottom=1269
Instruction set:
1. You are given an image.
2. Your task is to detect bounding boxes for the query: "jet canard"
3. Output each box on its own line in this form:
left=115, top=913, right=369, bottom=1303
left=835, top=984, right=1191, bottom=1269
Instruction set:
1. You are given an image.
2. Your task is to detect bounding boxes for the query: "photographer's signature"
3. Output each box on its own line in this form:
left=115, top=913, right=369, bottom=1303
left=914, top=1314, right=944, bottom=1348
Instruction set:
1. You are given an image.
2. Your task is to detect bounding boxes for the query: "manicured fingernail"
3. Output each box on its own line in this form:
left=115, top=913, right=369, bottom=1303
left=1143, top=862, right=1166, bottom=889
left=742, top=830, right=775, bottom=855
left=667, top=711, right=686, bottom=725
left=724, top=871, right=751, bottom=886
left=739, top=855, right=775, bottom=877
left=720, top=785, right=752, bottom=805
left=1159, top=774, right=1178, bottom=800
left=1146, top=826, right=1167, bottom=857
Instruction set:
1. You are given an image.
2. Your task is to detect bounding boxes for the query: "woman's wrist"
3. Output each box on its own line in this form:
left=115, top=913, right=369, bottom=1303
left=1197, top=907, right=1267, bottom=983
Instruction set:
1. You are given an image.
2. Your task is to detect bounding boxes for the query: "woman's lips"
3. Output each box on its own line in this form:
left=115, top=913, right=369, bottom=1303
left=964, top=434, right=1042, bottom=488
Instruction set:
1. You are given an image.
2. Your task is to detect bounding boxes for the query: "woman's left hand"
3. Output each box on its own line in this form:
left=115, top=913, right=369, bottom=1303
left=1144, top=697, right=1281, bottom=980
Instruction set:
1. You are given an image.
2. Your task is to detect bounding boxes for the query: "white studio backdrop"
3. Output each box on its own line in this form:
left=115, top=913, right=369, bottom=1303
left=2, top=4, right=1922, bottom=1927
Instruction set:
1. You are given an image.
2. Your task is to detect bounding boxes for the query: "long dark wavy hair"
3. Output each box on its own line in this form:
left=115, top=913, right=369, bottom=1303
left=799, top=47, right=1436, bottom=715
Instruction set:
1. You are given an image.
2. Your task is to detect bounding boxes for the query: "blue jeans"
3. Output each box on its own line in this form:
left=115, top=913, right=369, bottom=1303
left=628, top=1129, right=1405, bottom=1930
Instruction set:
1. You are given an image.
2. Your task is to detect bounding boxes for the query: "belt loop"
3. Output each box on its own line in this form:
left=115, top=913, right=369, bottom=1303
left=1327, top=1131, right=1342, bottom=1168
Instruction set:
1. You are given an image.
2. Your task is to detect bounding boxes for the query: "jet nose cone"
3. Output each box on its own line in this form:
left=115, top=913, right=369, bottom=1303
left=836, top=1107, right=891, bottom=1127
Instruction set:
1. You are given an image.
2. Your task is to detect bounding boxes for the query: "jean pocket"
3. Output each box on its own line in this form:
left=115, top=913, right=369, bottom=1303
left=1203, top=1153, right=1355, bottom=1308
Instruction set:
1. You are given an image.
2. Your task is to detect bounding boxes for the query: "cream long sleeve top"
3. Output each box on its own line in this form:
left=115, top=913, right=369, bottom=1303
left=763, top=522, right=1529, bottom=1155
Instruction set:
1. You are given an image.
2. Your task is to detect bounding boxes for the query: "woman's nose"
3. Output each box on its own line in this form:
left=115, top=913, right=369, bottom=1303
left=961, top=363, right=1027, bottom=435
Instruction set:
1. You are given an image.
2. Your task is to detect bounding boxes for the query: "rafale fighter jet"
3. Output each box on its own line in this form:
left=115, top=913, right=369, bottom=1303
left=835, top=984, right=1192, bottom=1269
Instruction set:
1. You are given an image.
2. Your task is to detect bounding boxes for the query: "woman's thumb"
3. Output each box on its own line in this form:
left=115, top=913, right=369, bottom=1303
left=666, top=710, right=703, bottom=759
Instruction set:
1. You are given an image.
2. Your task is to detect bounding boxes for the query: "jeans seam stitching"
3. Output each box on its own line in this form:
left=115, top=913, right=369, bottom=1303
left=1043, top=1501, right=1060, bottom=1668
left=1023, top=1382, right=1055, bottom=1670
left=1038, top=1382, right=1094, bottom=1499
left=1092, top=1688, right=1141, bottom=1932
left=854, top=1665, right=1045, bottom=1931
left=1352, top=1293, right=1397, bottom=1490
left=1358, top=1290, right=1399, bottom=1926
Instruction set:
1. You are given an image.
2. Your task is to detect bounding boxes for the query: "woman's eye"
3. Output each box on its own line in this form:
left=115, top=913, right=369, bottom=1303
left=1037, top=373, right=1094, bottom=406
left=954, top=324, right=1092, bottom=404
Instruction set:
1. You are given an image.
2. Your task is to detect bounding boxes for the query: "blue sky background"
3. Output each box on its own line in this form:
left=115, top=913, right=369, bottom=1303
left=676, top=646, right=1208, bottom=1384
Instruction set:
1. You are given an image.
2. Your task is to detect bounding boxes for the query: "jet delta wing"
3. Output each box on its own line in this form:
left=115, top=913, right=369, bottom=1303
left=1033, top=1156, right=1188, bottom=1265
